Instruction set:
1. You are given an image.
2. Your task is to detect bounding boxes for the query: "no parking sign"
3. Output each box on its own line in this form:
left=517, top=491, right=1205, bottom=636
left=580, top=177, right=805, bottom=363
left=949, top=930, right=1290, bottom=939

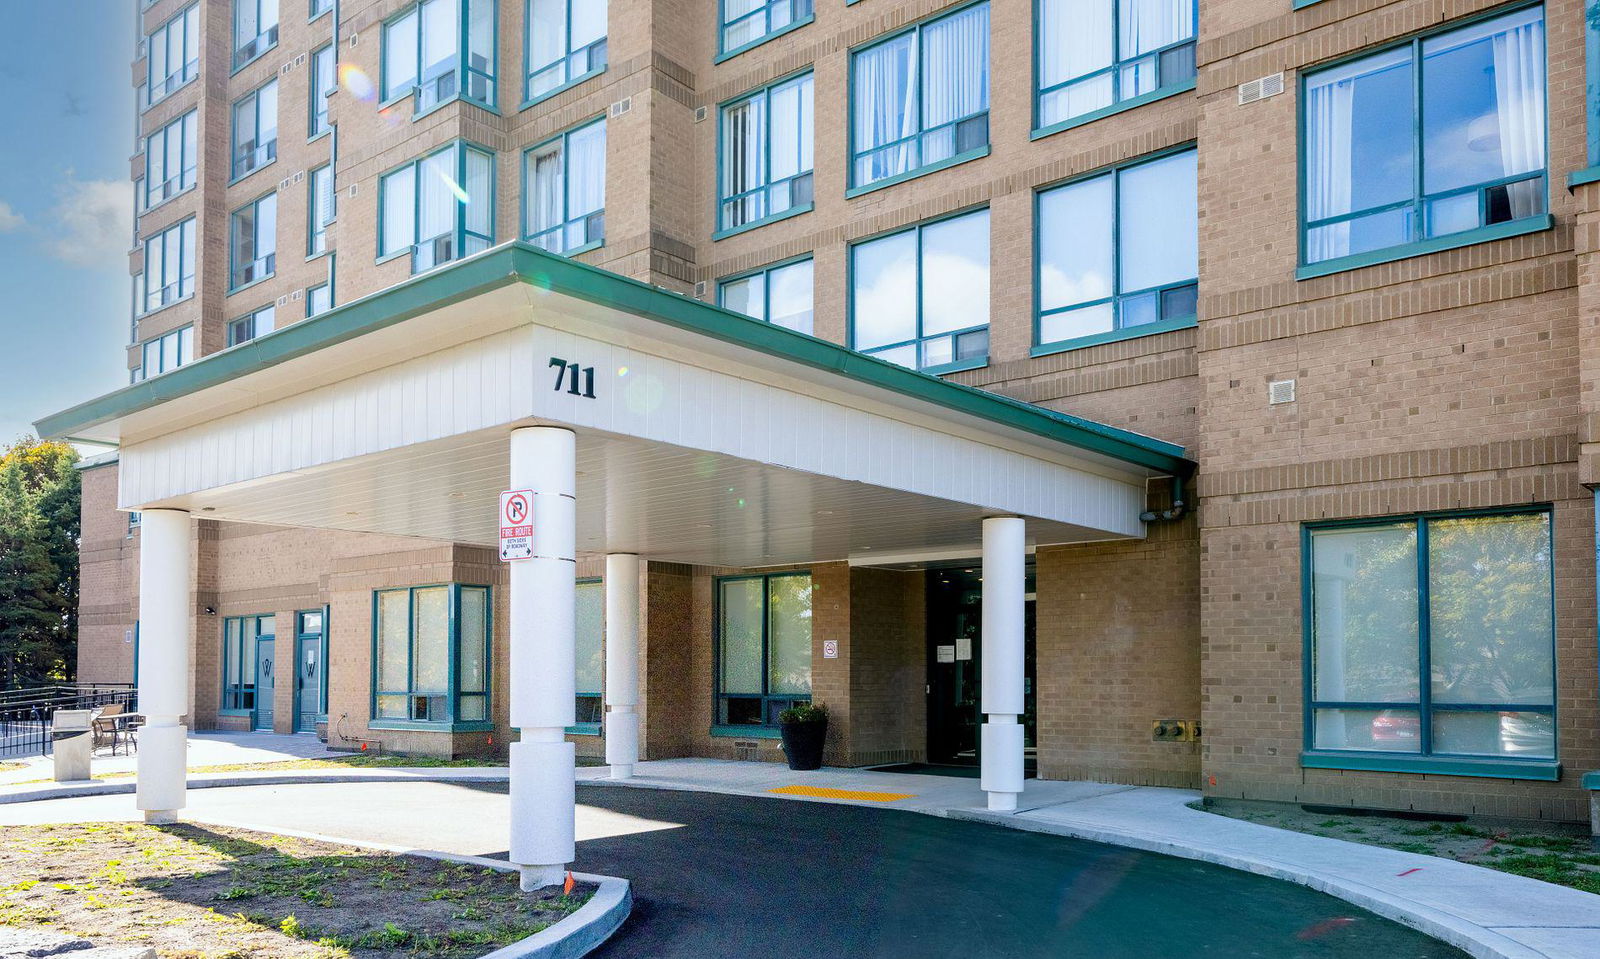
left=499, top=489, right=534, bottom=560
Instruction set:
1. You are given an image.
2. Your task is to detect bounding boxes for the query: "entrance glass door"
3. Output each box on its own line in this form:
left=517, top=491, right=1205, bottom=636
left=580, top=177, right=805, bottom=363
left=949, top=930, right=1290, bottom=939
left=254, top=636, right=276, bottom=731
left=294, top=610, right=323, bottom=733
left=925, top=567, right=1036, bottom=769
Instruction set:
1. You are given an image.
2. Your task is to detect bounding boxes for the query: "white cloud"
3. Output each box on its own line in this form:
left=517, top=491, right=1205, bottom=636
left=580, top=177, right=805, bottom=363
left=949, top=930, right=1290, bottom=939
left=0, top=200, right=22, bottom=233
left=43, top=175, right=132, bottom=268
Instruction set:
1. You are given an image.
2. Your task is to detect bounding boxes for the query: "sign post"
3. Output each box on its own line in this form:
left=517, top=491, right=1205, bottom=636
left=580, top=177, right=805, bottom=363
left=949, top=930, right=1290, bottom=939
left=499, top=489, right=534, bottom=561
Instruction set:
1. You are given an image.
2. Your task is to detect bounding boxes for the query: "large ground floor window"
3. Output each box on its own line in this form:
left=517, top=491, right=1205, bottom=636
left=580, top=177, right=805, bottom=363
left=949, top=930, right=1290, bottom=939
left=575, top=579, right=603, bottom=728
left=1304, top=507, right=1555, bottom=770
left=715, top=572, right=812, bottom=726
left=373, top=584, right=491, bottom=726
left=222, top=614, right=274, bottom=712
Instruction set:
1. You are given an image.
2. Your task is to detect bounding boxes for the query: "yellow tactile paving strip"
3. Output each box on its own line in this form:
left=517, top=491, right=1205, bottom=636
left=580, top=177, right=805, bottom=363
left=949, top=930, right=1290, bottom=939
left=769, top=785, right=916, bottom=802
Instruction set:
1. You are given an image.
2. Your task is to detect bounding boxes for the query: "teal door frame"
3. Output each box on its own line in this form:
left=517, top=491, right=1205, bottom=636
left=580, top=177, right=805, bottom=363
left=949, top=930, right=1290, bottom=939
left=254, top=634, right=276, bottom=731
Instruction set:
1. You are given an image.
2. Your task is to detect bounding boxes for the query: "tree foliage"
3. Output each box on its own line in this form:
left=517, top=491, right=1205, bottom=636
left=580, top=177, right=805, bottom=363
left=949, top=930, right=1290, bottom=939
left=0, top=436, right=80, bottom=688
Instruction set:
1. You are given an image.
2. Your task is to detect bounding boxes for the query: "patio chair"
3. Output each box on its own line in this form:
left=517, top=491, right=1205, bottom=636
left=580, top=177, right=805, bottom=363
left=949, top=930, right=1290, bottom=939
left=91, top=703, right=125, bottom=750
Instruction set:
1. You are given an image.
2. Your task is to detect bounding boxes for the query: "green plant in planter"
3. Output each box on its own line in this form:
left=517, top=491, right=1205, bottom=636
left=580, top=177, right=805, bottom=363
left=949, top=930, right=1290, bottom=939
left=778, top=702, right=828, bottom=724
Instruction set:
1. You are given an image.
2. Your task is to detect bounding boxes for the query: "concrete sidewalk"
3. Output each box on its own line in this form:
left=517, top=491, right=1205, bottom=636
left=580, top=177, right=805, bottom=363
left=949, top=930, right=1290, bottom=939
left=0, top=730, right=342, bottom=787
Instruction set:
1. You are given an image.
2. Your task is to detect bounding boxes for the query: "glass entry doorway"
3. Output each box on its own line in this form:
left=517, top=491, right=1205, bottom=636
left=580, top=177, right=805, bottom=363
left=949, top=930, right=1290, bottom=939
left=925, top=567, right=1036, bottom=771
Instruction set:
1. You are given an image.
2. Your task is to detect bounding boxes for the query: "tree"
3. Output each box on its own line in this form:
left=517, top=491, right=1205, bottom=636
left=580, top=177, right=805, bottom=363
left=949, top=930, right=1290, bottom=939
left=0, top=437, right=80, bottom=689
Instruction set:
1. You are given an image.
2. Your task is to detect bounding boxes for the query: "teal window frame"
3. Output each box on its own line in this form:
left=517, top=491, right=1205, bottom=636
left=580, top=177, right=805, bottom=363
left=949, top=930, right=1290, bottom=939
left=227, top=304, right=275, bottom=347
left=713, top=571, right=813, bottom=729
left=370, top=583, right=493, bottom=729
left=228, top=191, right=278, bottom=292
left=715, top=70, right=815, bottom=239
left=1032, top=0, right=1198, bottom=139
left=847, top=1, right=990, bottom=195
left=133, top=325, right=194, bottom=383
left=377, top=140, right=496, bottom=275
left=145, top=4, right=200, bottom=110
left=309, top=43, right=335, bottom=139
left=308, top=163, right=334, bottom=257
left=307, top=256, right=335, bottom=317
left=717, top=255, right=815, bottom=335
left=127, top=511, right=141, bottom=536
left=571, top=578, right=603, bottom=734
left=522, top=116, right=606, bottom=255
left=144, top=110, right=198, bottom=210
left=379, top=0, right=499, bottom=115
left=230, top=79, right=279, bottom=182
left=1033, top=145, right=1198, bottom=356
left=233, top=0, right=281, bottom=71
left=136, top=217, right=197, bottom=317
left=1296, top=4, right=1552, bottom=280
left=847, top=206, right=990, bottom=374
left=1574, top=0, right=1600, bottom=187
left=522, top=0, right=608, bottom=107
left=1301, top=506, right=1560, bottom=781
left=310, top=0, right=334, bottom=19
left=221, top=613, right=275, bottom=715
left=296, top=608, right=328, bottom=723
left=717, top=0, right=815, bottom=63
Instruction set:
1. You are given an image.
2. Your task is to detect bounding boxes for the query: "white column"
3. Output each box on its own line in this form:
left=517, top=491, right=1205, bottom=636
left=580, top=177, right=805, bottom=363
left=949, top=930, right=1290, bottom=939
left=508, top=426, right=577, bottom=891
left=136, top=508, right=193, bottom=823
left=603, top=553, right=641, bottom=780
left=980, top=516, right=1026, bottom=813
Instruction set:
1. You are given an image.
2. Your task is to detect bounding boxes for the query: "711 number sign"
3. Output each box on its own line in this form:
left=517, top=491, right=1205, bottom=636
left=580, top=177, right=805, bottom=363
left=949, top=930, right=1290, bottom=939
left=549, top=357, right=596, bottom=399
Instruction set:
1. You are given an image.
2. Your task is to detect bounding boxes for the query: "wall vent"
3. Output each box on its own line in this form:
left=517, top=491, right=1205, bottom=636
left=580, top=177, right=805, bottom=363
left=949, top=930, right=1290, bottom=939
left=693, top=105, right=708, bottom=123
left=693, top=280, right=707, bottom=297
left=294, top=53, right=306, bottom=67
left=1237, top=72, right=1285, bottom=106
left=293, top=170, right=306, bottom=184
left=733, top=740, right=760, bottom=762
left=347, top=184, right=359, bottom=198
left=292, top=289, right=304, bottom=301
left=279, top=176, right=293, bottom=190
left=609, top=96, right=632, bottom=118
left=276, top=295, right=290, bottom=307
left=1268, top=379, right=1297, bottom=405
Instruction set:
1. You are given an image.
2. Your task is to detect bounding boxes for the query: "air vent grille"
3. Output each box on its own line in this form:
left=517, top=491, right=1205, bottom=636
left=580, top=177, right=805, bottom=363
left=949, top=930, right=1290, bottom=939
left=610, top=96, right=632, bottom=118
left=1237, top=72, right=1285, bottom=105
left=694, top=105, right=708, bottom=122
left=694, top=281, right=707, bottom=297
left=1268, top=379, right=1296, bottom=405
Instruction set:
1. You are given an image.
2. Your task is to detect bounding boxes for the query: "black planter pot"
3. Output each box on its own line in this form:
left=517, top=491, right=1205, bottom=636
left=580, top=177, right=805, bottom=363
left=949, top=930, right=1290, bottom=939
left=779, top=719, right=827, bottom=770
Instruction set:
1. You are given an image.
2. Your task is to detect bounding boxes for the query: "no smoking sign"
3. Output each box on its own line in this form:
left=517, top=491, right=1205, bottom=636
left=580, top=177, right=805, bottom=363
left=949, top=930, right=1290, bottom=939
left=498, top=489, right=535, bottom=560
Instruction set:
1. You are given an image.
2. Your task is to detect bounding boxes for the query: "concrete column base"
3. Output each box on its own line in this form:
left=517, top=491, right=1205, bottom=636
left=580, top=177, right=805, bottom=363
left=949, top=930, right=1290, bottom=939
left=143, top=809, right=180, bottom=824
left=610, top=764, right=634, bottom=780
left=520, top=864, right=566, bottom=892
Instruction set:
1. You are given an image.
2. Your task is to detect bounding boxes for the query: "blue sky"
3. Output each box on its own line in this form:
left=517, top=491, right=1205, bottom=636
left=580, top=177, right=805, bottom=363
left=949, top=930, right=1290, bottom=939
left=0, top=6, right=136, bottom=445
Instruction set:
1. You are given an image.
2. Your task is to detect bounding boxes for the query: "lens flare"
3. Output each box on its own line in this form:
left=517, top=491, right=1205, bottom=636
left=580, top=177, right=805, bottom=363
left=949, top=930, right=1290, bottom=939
left=338, top=63, right=376, bottom=101
left=616, top=366, right=630, bottom=377
left=432, top=167, right=471, bottom=204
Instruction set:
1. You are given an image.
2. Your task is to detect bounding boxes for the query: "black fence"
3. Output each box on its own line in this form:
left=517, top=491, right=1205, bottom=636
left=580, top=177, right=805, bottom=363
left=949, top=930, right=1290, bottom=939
left=0, top=684, right=137, bottom=758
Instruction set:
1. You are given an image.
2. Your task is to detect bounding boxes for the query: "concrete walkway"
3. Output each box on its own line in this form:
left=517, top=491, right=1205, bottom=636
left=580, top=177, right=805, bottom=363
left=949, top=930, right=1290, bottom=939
left=0, top=730, right=340, bottom=786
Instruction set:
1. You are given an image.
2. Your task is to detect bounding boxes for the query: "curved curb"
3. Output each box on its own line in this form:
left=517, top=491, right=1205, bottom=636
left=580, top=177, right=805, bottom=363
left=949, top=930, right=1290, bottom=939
left=945, top=808, right=1541, bottom=959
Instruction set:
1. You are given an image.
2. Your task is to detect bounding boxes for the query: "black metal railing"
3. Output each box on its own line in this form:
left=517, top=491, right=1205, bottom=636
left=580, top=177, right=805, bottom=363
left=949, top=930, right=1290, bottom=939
left=0, top=684, right=136, bottom=758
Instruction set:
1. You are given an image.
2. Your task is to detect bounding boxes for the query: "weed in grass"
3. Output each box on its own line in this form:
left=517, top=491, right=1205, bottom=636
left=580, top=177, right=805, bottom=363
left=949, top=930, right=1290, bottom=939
left=1315, top=819, right=1347, bottom=828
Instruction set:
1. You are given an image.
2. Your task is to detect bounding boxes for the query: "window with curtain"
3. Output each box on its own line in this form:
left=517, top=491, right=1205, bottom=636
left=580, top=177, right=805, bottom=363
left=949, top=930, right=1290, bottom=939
left=231, top=80, right=279, bottom=181
left=719, top=72, right=813, bottom=233
left=234, top=0, right=280, bottom=69
left=721, top=0, right=814, bottom=57
left=719, top=258, right=814, bottom=334
left=382, top=0, right=497, bottom=111
left=1302, top=6, right=1547, bottom=270
left=145, top=111, right=197, bottom=209
left=575, top=580, right=603, bottom=727
left=222, top=615, right=275, bottom=711
left=851, top=208, right=989, bottom=371
left=137, top=218, right=196, bottom=315
left=1037, top=148, right=1196, bottom=350
left=229, top=193, right=278, bottom=290
left=525, top=117, right=606, bottom=254
left=851, top=2, right=988, bottom=190
left=716, top=573, right=812, bottom=726
left=227, top=305, right=275, bottom=347
left=526, top=0, right=608, bottom=102
left=146, top=4, right=200, bottom=108
left=1306, top=509, right=1555, bottom=766
left=308, top=164, right=335, bottom=256
left=374, top=584, right=491, bottom=724
left=379, top=141, right=495, bottom=274
left=133, top=325, right=194, bottom=382
left=1036, top=0, right=1196, bottom=131
left=310, top=44, right=335, bottom=138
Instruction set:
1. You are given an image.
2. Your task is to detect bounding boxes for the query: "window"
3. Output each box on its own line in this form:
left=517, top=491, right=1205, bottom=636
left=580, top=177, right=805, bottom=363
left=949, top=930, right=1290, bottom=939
left=1305, top=509, right=1556, bottom=771
left=524, top=118, right=605, bottom=254
left=308, top=164, right=334, bottom=256
left=127, top=511, right=141, bottom=536
left=719, top=258, right=814, bottom=334
left=310, top=44, right=334, bottom=138
left=145, top=111, right=198, bottom=208
left=850, top=2, right=989, bottom=191
left=307, top=279, right=333, bottom=316
left=373, top=584, right=491, bottom=725
left=223, top=615, right=275, bottom=712
left=230, top=193, right=278, bottom=290
left=134, top=326, right=195, bottom=382
left=1037, top=148, right=1196, bottom=351
left=298, top=609, right=327, bottom=719
left=1587, top=0, right=1600, bottom=177
left=382, top=0, right=497, bottom=112
left=721, top=0, right=814, bottom=58
left=1036, top=0, right=1196, bottom=132
left=851, top=208, right=989, bottom=371
left=231, top=80, right=279, bottom=180
left=234, top=0, right=281, bottom=69
left=716, top=573, right=812, bottom=726
left=227, top=305, right=275, bottom=347
left=526, top=0, right=607, bottom=103
left=574, top=580, right=603, bottom=727
left=1301, top=6, right=1547, bottom=273
left=146, top=4, right=199, bottom=108
left=136, top=218, right=197, bottom=315
left=311, top=0, right=333, bottom=18
left=719, top=72, right=813, bottom=234
left=380, top=141, right=495, bottom=274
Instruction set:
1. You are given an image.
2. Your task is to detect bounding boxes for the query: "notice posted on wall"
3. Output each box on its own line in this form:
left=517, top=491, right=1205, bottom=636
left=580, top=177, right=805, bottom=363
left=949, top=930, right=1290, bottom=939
left=955, top=637, right=972, bottom=661
left=936, top=645, right=956, bottom=664
left=498, top=489, right=535, bottom=561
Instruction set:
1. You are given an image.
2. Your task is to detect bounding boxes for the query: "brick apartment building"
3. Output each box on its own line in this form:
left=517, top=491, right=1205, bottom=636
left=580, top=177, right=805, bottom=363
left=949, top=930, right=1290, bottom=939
left=42, top=0, right=1600, bottom=834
